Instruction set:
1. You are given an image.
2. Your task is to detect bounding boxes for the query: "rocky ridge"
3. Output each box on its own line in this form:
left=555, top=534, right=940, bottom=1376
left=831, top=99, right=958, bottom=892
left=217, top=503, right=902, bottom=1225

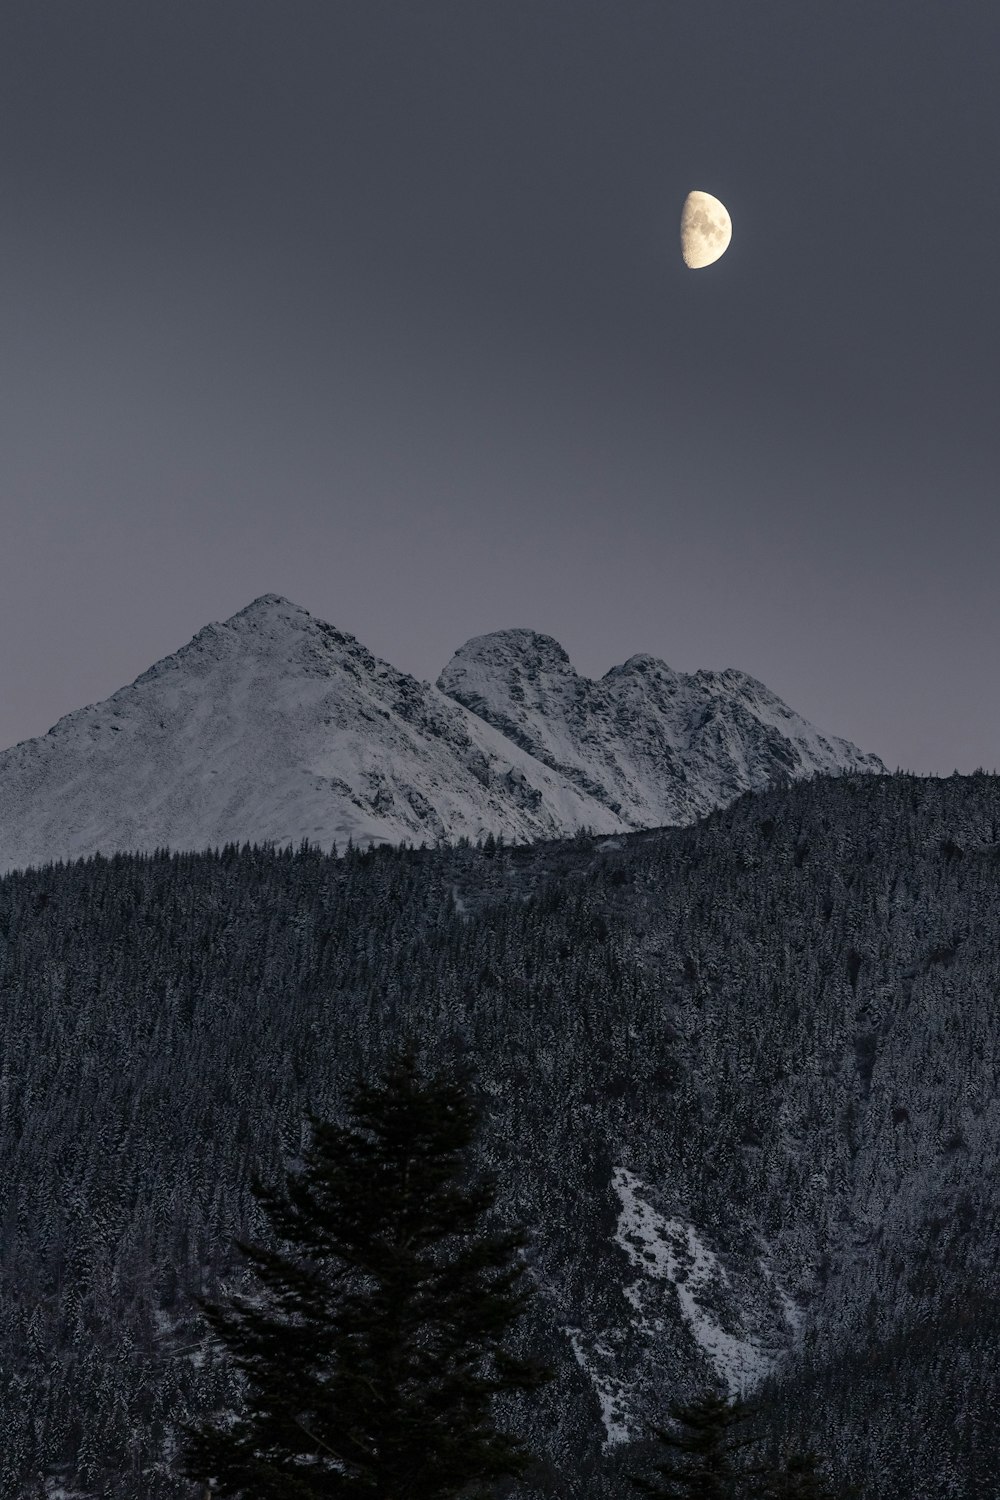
left=0, top=595, right=883, bottom=872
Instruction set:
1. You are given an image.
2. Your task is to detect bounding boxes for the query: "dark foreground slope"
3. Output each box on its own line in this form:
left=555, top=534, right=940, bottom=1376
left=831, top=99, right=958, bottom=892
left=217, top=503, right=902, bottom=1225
left=0, top=773, right=998, bottom=1497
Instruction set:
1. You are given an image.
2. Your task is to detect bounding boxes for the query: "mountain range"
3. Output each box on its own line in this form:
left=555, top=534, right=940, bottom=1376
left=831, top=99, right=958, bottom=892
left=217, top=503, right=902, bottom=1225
left=0, top=594, right=883, bottom=872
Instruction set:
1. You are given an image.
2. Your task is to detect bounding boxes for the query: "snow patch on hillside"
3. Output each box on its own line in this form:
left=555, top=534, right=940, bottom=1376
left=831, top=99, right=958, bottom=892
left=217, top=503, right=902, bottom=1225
left=614, top=1168, right=776, bottom=1393
left=563, top=1327, right=632, bottom=1446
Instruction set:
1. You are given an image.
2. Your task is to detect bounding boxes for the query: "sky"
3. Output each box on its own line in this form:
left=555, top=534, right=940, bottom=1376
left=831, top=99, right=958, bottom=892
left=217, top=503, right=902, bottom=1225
left=1, top=1, right=998, bottom=774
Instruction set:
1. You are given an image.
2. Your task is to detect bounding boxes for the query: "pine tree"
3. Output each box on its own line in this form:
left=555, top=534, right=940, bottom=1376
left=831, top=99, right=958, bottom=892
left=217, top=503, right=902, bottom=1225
left=627, top=1390, right=758, bottom=1500
left=181, top=1049, right=551, bottom=1500
left=758, top=1450, right=843, bottom=1499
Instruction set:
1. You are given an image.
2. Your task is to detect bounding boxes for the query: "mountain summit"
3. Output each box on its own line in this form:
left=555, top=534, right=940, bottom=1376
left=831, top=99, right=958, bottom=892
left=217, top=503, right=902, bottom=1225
left=0, top=596, right=883, bottom=871
left=438, top=628, right=883, bottom=825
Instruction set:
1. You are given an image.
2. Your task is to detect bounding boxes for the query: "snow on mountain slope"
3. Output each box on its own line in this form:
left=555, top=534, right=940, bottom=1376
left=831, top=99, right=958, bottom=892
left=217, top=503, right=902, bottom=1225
left=438, top=629, right=884, bottom=826
left=566, top=1166, right=797, bottom=1448
left=0, top=598, right=883, bottom=873
left=0, top=597, right=619, bottom=873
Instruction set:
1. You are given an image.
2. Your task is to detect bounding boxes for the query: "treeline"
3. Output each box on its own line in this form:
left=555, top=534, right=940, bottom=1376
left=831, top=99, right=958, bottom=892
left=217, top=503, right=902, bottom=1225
left=0, top=771, right=998, bottom=1495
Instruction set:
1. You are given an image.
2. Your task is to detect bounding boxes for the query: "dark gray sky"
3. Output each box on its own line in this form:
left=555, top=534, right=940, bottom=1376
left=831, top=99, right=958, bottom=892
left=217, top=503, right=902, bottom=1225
left=2, top=1, right=998, bottom=772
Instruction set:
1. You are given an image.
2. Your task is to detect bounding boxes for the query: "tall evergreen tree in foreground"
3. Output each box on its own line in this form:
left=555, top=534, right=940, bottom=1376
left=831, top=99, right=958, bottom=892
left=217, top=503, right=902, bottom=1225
left=182, top=1049, right=551, bottom=1500
left=626, top=1391, right=758, bottom=1500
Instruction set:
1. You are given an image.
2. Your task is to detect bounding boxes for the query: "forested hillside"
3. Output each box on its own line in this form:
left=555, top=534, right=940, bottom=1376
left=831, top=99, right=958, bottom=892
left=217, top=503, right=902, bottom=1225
left=1, top=772, right=997, bottom=1497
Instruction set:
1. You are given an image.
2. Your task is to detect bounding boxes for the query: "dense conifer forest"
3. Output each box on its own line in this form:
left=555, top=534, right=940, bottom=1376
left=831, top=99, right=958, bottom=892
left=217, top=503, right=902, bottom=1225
left=1, top=771, right=998, bottom=1497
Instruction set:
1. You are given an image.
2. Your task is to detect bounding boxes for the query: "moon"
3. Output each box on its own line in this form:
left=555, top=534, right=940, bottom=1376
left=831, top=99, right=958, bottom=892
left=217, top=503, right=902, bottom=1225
left=680, top=190, right=732, bottom=269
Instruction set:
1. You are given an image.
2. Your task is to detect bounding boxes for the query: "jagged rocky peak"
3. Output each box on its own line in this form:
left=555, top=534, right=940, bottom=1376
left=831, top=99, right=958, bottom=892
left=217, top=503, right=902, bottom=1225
left=133, top=595, right=390, bottom=695
left=438, top=629, right=596, bottom=768
left=187, top=593, right=316, bottom=647
left=231, top=591, right=308, bottom=623
left=603, top=652, right=682, bottom=686
left=612, top=652, right=666, bottom=673
left=226, top=592, right=334, bottom=649
left=440, top=628, right=575, bottom=686
left=0, top=598, right=624, bottom=874
left=438, top=629, right=586, bottom=740
left=438, top=627, right=884, bottom=826
left=0, top=597, right=884, bottom=874
left=184, top=593, right=359, bottom=655
left=224, top=593, right=363, bottom=651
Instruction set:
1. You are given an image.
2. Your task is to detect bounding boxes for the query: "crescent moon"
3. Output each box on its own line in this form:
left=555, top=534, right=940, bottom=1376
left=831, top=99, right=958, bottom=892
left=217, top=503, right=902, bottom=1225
left=680, top=190, right=732, bottom=269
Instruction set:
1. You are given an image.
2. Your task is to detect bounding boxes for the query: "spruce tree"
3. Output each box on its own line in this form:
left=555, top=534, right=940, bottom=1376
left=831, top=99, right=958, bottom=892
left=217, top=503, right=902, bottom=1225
left=758, top=1450, right=842, bottom=1499
left=627, top=1390, right=758, bottom=1500
left=181, top=1049, right=550, bottom=1500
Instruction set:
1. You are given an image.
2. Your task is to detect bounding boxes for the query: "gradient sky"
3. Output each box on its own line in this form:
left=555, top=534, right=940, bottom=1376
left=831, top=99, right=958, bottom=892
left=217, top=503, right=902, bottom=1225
left=2, top=1, right=998, bottom=773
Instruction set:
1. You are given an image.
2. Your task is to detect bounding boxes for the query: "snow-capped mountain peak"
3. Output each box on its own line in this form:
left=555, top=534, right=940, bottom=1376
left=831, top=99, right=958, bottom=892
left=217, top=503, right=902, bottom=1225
left=0, top=600, right=884, bottom=872
left=439, top=629, right=883, bottom=826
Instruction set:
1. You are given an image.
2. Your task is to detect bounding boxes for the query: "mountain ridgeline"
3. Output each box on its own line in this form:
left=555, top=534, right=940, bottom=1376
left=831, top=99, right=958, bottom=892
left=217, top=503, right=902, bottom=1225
left=0, top=772, right=996, bottom=1497
left=0, top=595, right=882, bottom=872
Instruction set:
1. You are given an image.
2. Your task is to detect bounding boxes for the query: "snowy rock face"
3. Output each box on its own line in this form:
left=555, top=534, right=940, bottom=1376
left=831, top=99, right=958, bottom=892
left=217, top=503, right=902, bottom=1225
left=0, top=598, right=618, bottom=872
left=0, top=597, right=883, bottom=872
left=439, top=628, right=884, bottom=827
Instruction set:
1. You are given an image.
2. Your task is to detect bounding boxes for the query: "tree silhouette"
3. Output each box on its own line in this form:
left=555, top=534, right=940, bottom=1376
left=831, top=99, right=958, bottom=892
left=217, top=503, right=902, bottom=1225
left=182, top=1049, right=551, bottom=1499
left=627, top=1390, right=758, bottom=1500
left=759, top=1449, right=845, bottom=1499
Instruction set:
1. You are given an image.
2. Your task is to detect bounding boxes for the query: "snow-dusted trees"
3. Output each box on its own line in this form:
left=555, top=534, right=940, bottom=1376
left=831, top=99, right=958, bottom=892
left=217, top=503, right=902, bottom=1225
left=2, top=773, right=1000, bottom=1494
